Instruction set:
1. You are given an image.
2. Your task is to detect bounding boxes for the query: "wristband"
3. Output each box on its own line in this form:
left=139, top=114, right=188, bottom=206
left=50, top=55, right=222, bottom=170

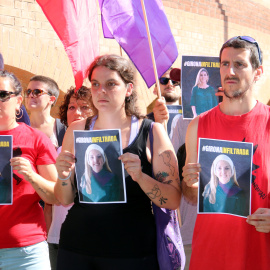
left=57, top=171, right=71, bottom=181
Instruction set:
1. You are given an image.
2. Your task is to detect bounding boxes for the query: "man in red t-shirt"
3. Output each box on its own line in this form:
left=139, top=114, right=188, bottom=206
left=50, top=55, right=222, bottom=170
left=183, top=36, right=270, bottom=269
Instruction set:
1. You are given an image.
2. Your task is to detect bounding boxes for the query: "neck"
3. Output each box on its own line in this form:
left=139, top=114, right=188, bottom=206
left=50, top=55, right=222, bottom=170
left=0, top=118, right=19, bottom=131
left=219, top=95, right=257, bottom=116
left=198, top=83, right=208, bottom=88
left=166, top=100, right=179, bottom=106
left=30, top=110, right=53, bottom=128
left=94, top=110, right=131, bottom=130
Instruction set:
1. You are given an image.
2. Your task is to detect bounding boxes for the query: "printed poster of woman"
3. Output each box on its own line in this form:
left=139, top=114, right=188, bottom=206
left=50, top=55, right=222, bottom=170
left=181, top=55, right=221, bottom=119
left=74, top=129, right=126, bottom=204
left=198, top=138, right=253, bottom=218
left=0, top=135, right=13, bottom=205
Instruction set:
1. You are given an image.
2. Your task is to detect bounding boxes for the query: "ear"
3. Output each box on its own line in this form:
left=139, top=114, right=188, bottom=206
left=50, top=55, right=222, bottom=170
left=126, top=83, right=133, bottom=97
left=254, top=65, right=263, bottom=82
left=49, top=95, right=56, bottom=105
left=16, top=95, right=23, bottom=111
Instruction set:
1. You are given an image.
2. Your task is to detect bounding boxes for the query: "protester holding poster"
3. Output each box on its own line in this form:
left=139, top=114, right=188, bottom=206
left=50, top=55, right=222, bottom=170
left=190, top=68, right=218, bottom=117
left=0, top=70, right=58, bottom=269
left=183, top=36, right=270, bottom=270
left=55, top=55, right=182, bottom=269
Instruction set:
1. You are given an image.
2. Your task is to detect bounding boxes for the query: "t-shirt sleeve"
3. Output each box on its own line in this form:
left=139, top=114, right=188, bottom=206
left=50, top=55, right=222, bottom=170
left=35, top=132, right=57, bottom=165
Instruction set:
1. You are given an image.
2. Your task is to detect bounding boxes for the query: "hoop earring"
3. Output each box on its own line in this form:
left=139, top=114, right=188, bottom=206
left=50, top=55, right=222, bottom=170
left=16, top=107, right=23, bottom=120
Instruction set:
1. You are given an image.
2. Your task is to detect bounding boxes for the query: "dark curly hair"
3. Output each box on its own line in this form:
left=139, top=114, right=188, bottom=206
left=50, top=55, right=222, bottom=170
left=59, top=86, right=92, bottom=126
left=87, top=54, right=143, bottom=119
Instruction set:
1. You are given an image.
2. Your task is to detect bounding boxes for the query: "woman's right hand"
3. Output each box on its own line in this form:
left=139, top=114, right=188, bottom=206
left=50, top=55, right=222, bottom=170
left=56, top=150, right=76, bottom=179
left=182, top=163, right=201, bottom=188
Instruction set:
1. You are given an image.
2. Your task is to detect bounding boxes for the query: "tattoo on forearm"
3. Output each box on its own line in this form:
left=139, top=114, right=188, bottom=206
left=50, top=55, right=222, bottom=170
left=159, top=196, right=168, bottom=205
left=146, top=184, right=168, bottom=205
left=38, top=187, right=47, bottom=194
left=159, top=151, right=175, bottom=176
left=62, top=182, right=68, bottom=186
left=155, top=171, right=173, bottom=185
left=146, top=184, right=161, bottom=199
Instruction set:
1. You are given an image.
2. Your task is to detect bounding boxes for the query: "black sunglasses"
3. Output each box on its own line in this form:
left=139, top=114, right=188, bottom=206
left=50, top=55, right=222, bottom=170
left=159, top=77, right=179, bottom=86
left=24, top=89, right=51, bottom=98
left=225, top=36, right=262, bottom=65
left=0, top=90, right=17, bottom=102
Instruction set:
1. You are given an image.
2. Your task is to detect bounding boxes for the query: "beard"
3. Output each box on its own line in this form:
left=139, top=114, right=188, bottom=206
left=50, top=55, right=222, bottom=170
left=163, top=93, right=180, bottom=103
left=162, top=89, right=181, bottom=103
left=224, top=88, right=248, bottom=100
left=223, top=77, right=250, bottom=100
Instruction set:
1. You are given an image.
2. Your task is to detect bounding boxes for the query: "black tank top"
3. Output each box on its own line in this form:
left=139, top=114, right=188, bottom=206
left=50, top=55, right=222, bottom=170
left=59, top=119, right=156, bottom=258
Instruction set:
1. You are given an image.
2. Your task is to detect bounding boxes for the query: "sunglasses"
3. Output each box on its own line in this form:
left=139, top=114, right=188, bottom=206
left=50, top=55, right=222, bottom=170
left=0, top=90, right=17, bottom=102
left=24, top=89, right=52, bottom=98
left=159, top=77, right=179, bottom=86
left=225, top=36, right=262, bottom=65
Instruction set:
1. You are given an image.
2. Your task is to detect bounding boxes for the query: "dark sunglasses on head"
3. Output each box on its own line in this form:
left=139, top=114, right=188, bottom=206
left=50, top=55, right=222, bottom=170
left=159, top=77, right=179, bottom=86
left=24, top=89, right=51, bottom=98
left=0, top=90, right=16, bottom=102
left=225, top=36, right=262, bottom=65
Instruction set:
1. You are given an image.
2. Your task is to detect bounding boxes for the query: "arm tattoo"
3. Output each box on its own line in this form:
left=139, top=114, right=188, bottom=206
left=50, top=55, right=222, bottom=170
left=38, top=187, right=47, bottom=194
left=155, top=171, right=173, bottom=185
left=61, top=182, right=68, bottom=186
left=159, top=196, right=168, bottom=205
left=159, top=151, right=175, bottom=176
left=146, top=184, right=168, bottom=205
left=146, top=184, right=161, bottom=199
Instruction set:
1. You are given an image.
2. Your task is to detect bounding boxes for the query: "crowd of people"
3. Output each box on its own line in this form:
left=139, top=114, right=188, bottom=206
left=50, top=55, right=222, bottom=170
left=0, top=35, right=269, bottom=270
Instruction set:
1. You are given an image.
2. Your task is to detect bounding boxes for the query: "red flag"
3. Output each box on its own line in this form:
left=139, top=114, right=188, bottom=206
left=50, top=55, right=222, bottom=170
left=37, top=0, right=99, bottom=89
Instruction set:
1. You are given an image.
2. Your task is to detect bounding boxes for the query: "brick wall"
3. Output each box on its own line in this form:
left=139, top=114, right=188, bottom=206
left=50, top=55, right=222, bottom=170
left=0, top=0, right=270, bottom=117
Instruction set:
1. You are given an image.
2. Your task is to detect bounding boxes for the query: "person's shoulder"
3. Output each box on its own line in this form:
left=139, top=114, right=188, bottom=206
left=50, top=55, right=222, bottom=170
left=66, top=119, right=86, bottom=133
left=200, top=105, right=219, bottom=118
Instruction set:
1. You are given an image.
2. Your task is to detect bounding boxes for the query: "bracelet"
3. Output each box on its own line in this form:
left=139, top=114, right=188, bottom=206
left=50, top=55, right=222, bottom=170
left=57, top=172, right=71, bottom=181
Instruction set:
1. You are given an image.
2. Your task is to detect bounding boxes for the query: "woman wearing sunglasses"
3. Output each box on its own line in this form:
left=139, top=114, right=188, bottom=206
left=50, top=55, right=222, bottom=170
left=190, top=68, right=218, bottom=118
left=0, top=70, right=58, bottom=269
left=54, top=55, right=181, bottom=269
left=24, top=75, right=65, bottom=149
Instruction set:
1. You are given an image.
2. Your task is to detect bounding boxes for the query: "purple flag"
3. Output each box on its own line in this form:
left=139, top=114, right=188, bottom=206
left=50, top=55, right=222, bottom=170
left=98, top=0, right=178, bottom=87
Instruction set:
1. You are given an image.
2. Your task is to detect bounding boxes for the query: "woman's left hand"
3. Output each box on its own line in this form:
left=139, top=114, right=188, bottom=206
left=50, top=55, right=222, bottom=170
left=119, top=153, right=143, bottom=183
left=10, top=157, right=34, bottom=182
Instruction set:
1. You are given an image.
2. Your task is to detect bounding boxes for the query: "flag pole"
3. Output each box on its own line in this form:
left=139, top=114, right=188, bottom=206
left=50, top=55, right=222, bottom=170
left=140, top=0, right=161, bottom=99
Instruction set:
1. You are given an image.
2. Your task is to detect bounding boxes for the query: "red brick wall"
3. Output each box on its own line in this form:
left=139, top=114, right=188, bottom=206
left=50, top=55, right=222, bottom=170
left=0, top=0, right=270, bottom=117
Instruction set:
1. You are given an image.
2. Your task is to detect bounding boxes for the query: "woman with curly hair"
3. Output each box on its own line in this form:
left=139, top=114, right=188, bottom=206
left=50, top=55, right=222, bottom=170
left=47, top=86, right=92, bottom=270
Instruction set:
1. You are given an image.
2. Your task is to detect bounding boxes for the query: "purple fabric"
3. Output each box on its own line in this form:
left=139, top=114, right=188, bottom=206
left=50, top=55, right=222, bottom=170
left=92, top=169, right=113, bottom=187
left=219, top=180, right=242, bottom=197
left=149, top=122, right=185, bottom=270
left=98, top=0, right=178, bottom=87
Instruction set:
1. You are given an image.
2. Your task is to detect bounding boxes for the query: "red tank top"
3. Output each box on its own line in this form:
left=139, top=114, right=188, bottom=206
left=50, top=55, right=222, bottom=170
left=190, top=102, right=270, bottom=270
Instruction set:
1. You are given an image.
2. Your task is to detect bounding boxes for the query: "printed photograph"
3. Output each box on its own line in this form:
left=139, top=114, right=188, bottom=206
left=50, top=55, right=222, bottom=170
left=198, top=138, right=253, bottom=217
left=167, top=105, right=182, bottom=139
left=74, top=129, right=126, bottom=204
left=181, top=56, right=221, bottom=119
